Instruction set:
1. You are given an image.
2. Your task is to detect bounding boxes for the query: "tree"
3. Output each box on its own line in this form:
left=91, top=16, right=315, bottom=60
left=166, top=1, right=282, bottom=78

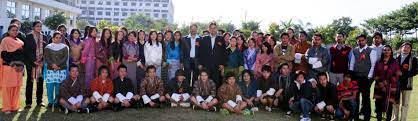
left=44, top=12, right=67, bottom=30
left=76, top=19, right=89, bottom=30
left=241, top=21, right=260, bottom=31
left=218, top=22, right=236, bottom=33
left=97, top=20, right=112, bottom=30
left=20, top=18, right=32, bottom=34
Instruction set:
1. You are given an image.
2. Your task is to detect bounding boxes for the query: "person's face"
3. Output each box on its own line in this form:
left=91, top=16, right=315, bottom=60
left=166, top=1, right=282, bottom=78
left=128, top=34, right=136, bottom=42
left=287, top=29, right=294, bottom=37
left=90, top=29, right=97, bottom=37
left=344, top=76, right=351, bottom=82
left=70, top=68, right=79, bottom=79
left=402, top=45, right=412, bottom=54
left=157, top=34, right=163, bottom=41
left=224, top=34, right=230, bottom=41
left=248, top=40, right=255, bottom=48
left=200, top=72, right=209, bottom=81
left=336, top=34, right=344, bottom=43
left=243, top=73, right=251, bottom=82
left=150, top=32, right=157, bottom=41
left=229, top=38, right=237, bottom=47
left=357, top=37, right=366, bottom=47
left=147, top=68, right=156, bottom=77
left=374, top=35, right=382, bottom=45
left=262, top=71, right=271, bottom=79
left=252, top=33, right=257, bottom=38
left=281, top=35, right=289, bottom=44
left=227, top=77, right=236, bottom=85
left=72, top=31, right=80, bottom=40
left=100, top=69, right=109, bottom=78
left=383, top=47, right=392, bottom=57
left=177, top=75, right=185, bottom=82
left=12, top=21, right=21, bottom=28
left=34, top=23, right=42, bottom=33
left=296, top=75, right=305, bottom=83
left=261, top=45, right=268, bottom=53
left=53, top=34, right=62, bottom=43
left=104, top=30, right=111, bottom=39
left=313, top=36, right=322, bottom=46
left=164, top=33, right=172, bottom=41
left=280, top=66, right=290, bottom=76
left=59, top=27, right=66, bottom=35
left=117, top=32, right=124, bottom=41
left=190, top=26, right=197, bottom=34
left=209, top=25, right=217, bottom=36
left=237, top=37, right=244, bottom=45
left=233, top=31, right=239, bottom=36
left=118, top=68, right=127, bottom=78
left=139, top=32, right=145, bottom=40
left=8, top=27, right=18, bottom=37
left=122, top=30, right=127, bottom=37
left=299, top=34, right=306, bottom=42
left=174, top=33, right=181, bottom=41
left=319, top=76, right=328, bottom=87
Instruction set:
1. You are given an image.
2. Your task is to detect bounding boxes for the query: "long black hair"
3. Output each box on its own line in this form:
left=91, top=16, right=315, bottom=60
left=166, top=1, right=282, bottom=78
left=69, top=29, right=81, bottom=42
left=100, top=28, right=112, bottom=48
left=170, top=31, right=182, bottom=49
left=83, top=25, right=90, bottom=40
left=148, top=30, right=159, bottom=46
left=380, top=45, right=395, bottom=64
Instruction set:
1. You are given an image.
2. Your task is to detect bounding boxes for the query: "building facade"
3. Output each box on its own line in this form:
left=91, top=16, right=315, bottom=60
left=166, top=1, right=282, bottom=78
left=77, top=0, right=174, bottom=25
left=0, top=0, right=82, bottom=35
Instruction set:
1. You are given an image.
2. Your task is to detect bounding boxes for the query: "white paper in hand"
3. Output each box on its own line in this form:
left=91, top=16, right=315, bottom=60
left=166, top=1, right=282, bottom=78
left=150, top=94, right=160, bottom=100
left=295, top=53, right=302, bottom=64
left=227, top=100, right=237, bottom=108
left=316, top=101, right=326, bottom=110
left=68, top=97, right=78, bottom=105
left=205, top=96, right=214, bottom=102
left=267, top=88, right=276, bottom=96
left=308, top=57, right=318, bottom=64
left=312, top=61, right=323, bottom=69
left=142, top=95, right=151, bottom=104
left=256, top=90, right=262, bottom=97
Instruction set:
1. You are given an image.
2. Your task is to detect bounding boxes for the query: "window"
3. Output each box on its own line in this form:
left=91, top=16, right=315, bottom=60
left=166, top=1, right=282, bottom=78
left=162, top=14, right=167, bottom=18
left=34, top=8, right=41, bottom=20
left=161, top=10, right=168, bottom=12
left=82, top=10, right=86, bottom=14
left=123, top=2, right=127, bottom=6
left=89, top=1, right=94, bottom=4
left=98, top=1, right=103, bottom=5
left=89, top=11, right=94, bottom=15
left=21, top=4, right=30, bottom=19
left=153, top=9, right=160, bottom=12
left=106, top=1, right=111, bottom=5
left=113, top=22, right=119, bottom=25
left=114, top=12, right=119, bottom=16
left=122, top=12, right=127, bottom=16
left=6, top=1, right=16, bottom=18
left=145, top=3, right=151, bottom=6
left=45, top=9, right=50, bottom=17
left=139, top=3, right=142, bottom=6
left=114, top=2, right=120, bottom=6
left=154, top=13, right=159, bottom=18
left=145, top=13, right=150, bottom=17
left=131, top=13, right=135, bottom=16
left=81, top=0, right=86, bottom=4
left=154, top=3, right=159, bottom=7
left=97, top=11, right=103, bottom=15
left=105, top=12, right=111, bottom=16
left=163, top=4, right=168, bottom=7
left=131, top=2, right=136, bottom=6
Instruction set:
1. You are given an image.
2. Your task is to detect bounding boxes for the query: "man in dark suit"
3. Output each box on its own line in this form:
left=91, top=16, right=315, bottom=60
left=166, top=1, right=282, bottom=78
left=181, top=24, right=201, bottom=87
left=24, top=20, right=48, bottom=109
left=197, top=22, right=227, bottom=88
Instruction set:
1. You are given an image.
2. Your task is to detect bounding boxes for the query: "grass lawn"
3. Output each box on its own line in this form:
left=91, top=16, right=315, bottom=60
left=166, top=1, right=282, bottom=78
left=0, top=76, right=417, bottom=121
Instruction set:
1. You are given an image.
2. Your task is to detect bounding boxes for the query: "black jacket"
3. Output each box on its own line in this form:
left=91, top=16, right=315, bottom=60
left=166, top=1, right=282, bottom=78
left=316, top=83, right=338, bottom=107
left=181, top=35, right=201, bottom=66
left=288, top=81, right=314, bottom=102
left=24, top=33, right=48, bottom=67
left=197, top=35, right=226, bottom=68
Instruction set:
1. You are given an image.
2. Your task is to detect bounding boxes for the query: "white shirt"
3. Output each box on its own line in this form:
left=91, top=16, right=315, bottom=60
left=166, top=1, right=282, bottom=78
left=349, top=45, right=377, bottom=78
left=371, top=44, right=384, bottom=61
left=144, top=41, right=163, bottom=66
left=187, top=34, right=200, bottom=58
left=210, top=35, right=216, bottom=49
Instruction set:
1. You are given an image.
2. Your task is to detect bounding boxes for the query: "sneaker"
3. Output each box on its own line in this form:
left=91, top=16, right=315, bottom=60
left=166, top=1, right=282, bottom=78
left=286, top=111, right=292, bottom=116
left=171, top=103, right=178, bottom=107
left=300, top=117, right=311, bottom=121
left=24, top=105, right=32, bottom=110
left=192, top=105, right=196, bottom=110
left=266, top=107, right=272, bottom=112
left=209, top=106, right=217, bottom=112
left=251, top=107, right=259, bottom=112
left=179, top=103, right=190, bottom=108
left=64, top=108, right=69, bottom=114
left=77, top=108, right=89, bottom=113
left=243, top=109, right=252, bottom=116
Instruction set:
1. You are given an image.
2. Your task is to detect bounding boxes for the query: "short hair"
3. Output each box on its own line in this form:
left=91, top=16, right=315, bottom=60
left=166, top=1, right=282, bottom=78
left=336, top=32, right=345, bottom=37
left=295, top=71, right=306, bottom=78
left=279, top=63, right=290, bottom=70
left=52, top=31, right=62, bottom=38
left=175, top=69, right=185, bottom=77
left=356, top=34, right=367, bottom=39
left=98, top=65, right=110, bottom=76
left=146, top=65, right=156, bottom=72
left=373, top=32, right=383, bottom=38
left=57, top=24, right=67, bottom=31
left=69, top=64, right=79, bottom=70
left=225, top=72, right=236, bottom=79
left=117, top=64, right=127, bottom=71
left=32, top=20, right=42, bottom=27
left=233, top=29, right=240, bottom=33
left=317, top=72, right=328, bottom=79
left=190, top=23, right=198, bottom=28
left=314, top=33, right=323, bottom=40
left=209, top=21, right=217, bottom=27
left=218, top=29, right=225, bottom=34
left=199, top=69, right=209, bottom=75
left=202, top=30, right=209, bottom=33
left=299, top=31, right=307, bottom=37
left=280, top=33, right=289, bottom=38
left=261, top=65, right=272, bottom=72
left=241, top=69, right=254, bottom=81
left=10, top=18, right=20, bottom=24
left=343, top=72, right=352, bottom=79
left=287, top=28, right=294, bottom=32
left=7, top=24, right=19, bottom=31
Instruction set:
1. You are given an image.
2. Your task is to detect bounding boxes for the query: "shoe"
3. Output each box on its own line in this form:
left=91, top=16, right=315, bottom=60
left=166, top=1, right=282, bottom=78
left=209, top=106, right=217, bottom=112
left=37, top=103, right=46, bottom=107
left=24, top=105, right=32, bottom=110
left=300, top=117, right=311, bottom=121
left=243, top=109, right=252, bottom=116
left=192, top=105, right=196, bottom=110
left=179, top=103, right=190, bottom=108
left=64, top=108, right=69, bottom=114
left=47, top=103, right=53, bottom=108
left=77, top=108, right=90, bottom=113
left=286, top=111, right=292, bottom=116
left=4, top=111, right=12, bottom=114
left=251, top=107, right=259, bottom=112
left=171, top=103, right=178, bottom=107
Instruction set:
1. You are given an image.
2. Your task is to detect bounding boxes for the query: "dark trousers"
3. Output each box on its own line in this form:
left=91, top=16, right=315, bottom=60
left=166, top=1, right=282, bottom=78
left=25, top=66, right=44, bottom=105
left=354, top=75, right=372, bottom=121
left=375, top=99, right=393, bottom=121
left=206, top=64, right=222, bottom=88
left=184, top=58, right=199, bottom=87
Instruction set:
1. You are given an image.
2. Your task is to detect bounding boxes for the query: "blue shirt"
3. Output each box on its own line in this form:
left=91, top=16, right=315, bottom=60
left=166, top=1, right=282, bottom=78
left=166, top=41, right=181, bottom=62
left=238, top=80, right=257, bottom=99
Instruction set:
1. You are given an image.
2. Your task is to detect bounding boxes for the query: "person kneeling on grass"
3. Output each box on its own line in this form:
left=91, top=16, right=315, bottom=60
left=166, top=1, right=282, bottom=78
left=238, top=70, right=258, bottom=111
left=288, top=71, right=314, bottom=121
left=218, top=72, right=249, bottom=114
left=165, top=69, right=191, bottom=107
left=139, top=65, right=166, bottom=108
left=190, top=70, right=219, bottom=111
left=314, top=72, right=337, bottom=121
left=90, top=65, right=114, bottom=111
left=255, top=65, right=277, bottom=112
left=59, top=64, right=90, bottom=114
left=112, top=64, right=139, bottom=111
left=335, top=73, right=358, bottom=120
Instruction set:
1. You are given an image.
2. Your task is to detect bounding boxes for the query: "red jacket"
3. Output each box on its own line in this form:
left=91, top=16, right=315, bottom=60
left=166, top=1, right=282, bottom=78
left=90, top=77, right=114, bottom=95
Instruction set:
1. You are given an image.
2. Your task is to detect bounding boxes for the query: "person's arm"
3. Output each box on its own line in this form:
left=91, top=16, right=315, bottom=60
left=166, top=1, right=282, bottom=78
left=368, top=49, right=377, bottom=78
left=217, top=85, right=226, bottom=102
left=59, top=80, right=71, bottom=100
left=283, top=46, right=296, bottom=62
left=81, top=39, right=91, bottom=63
left=192, top=81, right=199, bottom=96
left=157, top=79, right=165, bottom=96
left=44, top=48, right=54, bottom=69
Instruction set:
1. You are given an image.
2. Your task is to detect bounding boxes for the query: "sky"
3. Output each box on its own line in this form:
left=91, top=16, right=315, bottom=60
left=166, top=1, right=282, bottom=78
left=172, top=0, right=417, bottom=31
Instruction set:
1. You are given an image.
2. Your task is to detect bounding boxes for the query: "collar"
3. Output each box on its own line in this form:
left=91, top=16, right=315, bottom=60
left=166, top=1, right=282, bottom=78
left=358, top=45, right=368, bottom=50
left=187, top=34, right=200, bottom=39
left=372, top=44, right=383, bottom=48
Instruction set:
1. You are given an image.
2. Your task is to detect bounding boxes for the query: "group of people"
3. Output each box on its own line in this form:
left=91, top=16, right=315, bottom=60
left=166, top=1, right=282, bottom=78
left=0, top=18, right=416, bottom=121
